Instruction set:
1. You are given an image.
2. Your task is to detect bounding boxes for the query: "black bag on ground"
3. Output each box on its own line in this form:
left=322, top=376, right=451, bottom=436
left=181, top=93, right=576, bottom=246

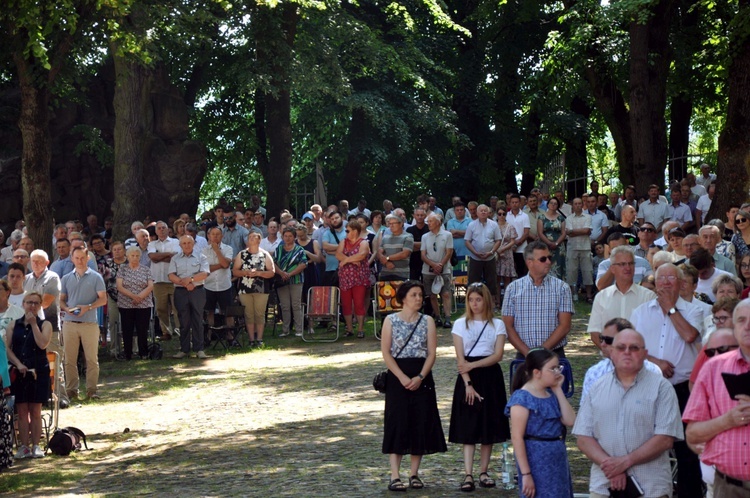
left=148, top=342, right=163, bottom=360
left=48, top=426, right=88, bottom=456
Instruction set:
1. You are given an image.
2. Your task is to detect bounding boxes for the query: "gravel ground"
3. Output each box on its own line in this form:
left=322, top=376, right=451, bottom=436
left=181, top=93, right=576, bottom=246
left=5, top=310, right=598, bottom=497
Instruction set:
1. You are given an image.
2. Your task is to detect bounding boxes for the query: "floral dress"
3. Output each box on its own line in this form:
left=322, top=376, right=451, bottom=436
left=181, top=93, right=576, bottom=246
left=496, top=224, right=518, bottom=278
left=542, top=215, right=566, bottom=279
left=338, top=238, right=371, bottom=291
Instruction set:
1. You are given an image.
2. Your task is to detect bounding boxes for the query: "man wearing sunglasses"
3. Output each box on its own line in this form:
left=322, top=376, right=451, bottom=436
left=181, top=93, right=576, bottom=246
left=630, top=263, right=703, bottom=498
left=635, top=222, right=660, bottom=259
left=684, top=299, right=750, bottom=498
left=503, top=240, right=574, bottom=358
left=574, top=329, right=683, bottom=498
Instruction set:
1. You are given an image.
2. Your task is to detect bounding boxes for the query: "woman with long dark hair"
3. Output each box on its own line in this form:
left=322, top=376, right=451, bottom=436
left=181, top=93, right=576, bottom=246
left=449, top=282, right=510, bottom=491
left=506, top=348, right=576, bottom=498
left=381, top=281, right=446, bottom=491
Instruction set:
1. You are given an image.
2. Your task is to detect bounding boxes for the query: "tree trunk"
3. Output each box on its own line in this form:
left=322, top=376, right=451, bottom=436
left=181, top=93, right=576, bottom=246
left=668, top=94, right=692, bottom=182
left=341, top=106, right=368, bottom=201
left=711, top=0, right=750, bottom=221
left=15, top=57, right=54, bottom=256
left=628, top=0, right=675, bottom=194
left=255, top=3, right=298, bottom=220
left=111, top=53, right=153, bottom=241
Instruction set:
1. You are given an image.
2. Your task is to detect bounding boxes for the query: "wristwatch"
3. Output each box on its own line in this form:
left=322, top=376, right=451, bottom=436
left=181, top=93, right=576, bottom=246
left=386, top=256, right=390, bottom=262
left=668, top=307, right=677, bottom=316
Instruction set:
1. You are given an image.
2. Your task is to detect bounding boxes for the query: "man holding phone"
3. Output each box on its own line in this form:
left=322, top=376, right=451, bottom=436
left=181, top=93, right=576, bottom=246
left=684, top=299, right=750, bottom=497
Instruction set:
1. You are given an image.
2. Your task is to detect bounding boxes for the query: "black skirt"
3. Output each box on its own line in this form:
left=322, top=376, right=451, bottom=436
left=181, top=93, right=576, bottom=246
left=10, top=354, right=50, bottom=404
left=448, top=357, right=510, bottom=444
left=382, top=358, right=447, bottom=455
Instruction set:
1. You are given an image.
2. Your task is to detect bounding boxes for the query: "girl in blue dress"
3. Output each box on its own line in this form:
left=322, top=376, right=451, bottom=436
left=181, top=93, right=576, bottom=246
left=505, top=348, right=576, bottom=498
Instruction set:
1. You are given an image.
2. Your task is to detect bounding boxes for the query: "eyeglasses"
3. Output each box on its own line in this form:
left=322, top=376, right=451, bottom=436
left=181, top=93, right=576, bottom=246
left=712, top=315, right=731, bottom=325
left=639, top=227, right=655, bottom=233
left=656, top=275, right=678, bottom=282
left=614, top=344, right=643, bottom=353
left=737, top=218, right=748, bottom=224
left=611, top=261, right=635, bottom=268
left=546, top=365, right=564, bottom=374
left=24, top=301, right=42, bottom=306
left=601, top=335, right=615, bottom=345
left=536, top=256, right=550, bottom=263
left=742, top=264, right=750, bottom=270
left=705, top=345, right=738, bottom=357
left=497, top=212, right=506, bottom=217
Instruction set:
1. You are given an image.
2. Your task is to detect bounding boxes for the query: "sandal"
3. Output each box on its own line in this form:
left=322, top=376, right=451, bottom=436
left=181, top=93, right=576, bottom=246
left=479, top=472, right=496, bottom=488
left=388, top=478, right=407, bottom=492
left=409, top=475, right=424, bottom=489
left=357, top=331, right=365, bottom=339
left=461, top=474, right=475, bottom=492
left=344, top=330, right=354, bottom=337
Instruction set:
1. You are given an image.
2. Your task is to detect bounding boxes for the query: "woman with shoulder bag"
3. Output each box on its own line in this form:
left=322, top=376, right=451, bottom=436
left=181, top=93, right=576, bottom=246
left=380, top=281, right=446, bottom=492
left=449, top=282, right=510, bottom=491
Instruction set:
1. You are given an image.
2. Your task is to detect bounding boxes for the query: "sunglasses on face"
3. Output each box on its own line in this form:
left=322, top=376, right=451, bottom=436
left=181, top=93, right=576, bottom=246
left=639, top=227, right=655, bottom=233
left=614, top=344, right=643, bottom=353
left=497, top=212, right=506, bottom=217
left=705, top=344, right=738, bottom=358
left=601, top=335, right=615, bottom=345
left=536, top=256, right=550, bottom=263
left=737, top=218, right=748, bottom=224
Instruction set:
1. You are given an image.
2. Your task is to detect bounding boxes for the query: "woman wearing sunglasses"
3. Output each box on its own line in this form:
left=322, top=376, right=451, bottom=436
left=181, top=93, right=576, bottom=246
left=730, top=209, right=750, bottom=260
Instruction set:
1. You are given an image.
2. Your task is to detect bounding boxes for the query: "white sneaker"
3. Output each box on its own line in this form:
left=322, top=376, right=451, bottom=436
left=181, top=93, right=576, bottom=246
left=15, top=445, right=31, bottom=459
left=172, top=328, right=180, bottom=337
left=295, top=332, right=303, bottom=337
left=278, top=332, right=289, bottom=337
left=172, top=351, right=187, bottom=359
left=31, top=445, right=45, bottom=458
left=196, top=350, right=207, bottom=359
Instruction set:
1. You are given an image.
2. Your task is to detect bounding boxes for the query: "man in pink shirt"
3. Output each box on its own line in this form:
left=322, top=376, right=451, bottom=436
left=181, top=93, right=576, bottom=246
left=684, top=299, right=750, bottom=497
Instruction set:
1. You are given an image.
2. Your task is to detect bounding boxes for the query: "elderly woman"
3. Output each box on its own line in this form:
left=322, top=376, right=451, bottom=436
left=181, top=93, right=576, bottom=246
left=381, top=281, right=446, bottom=491
left=173, top=219, right=187, bottom=239
left=336, top=219, right=371, bottom=338
left=712, top=273, right=742, bottom=302
left=295, top=223, right=321, bottom=299
left=233, top=232, right=275, bottom=347
left=116, top=246, right=154, bottom=360
left=6, top=292, right=52, bottom=459
left=537, top=197, right=566, bottom=279
left=105, top=241, right=127, bottom=359
left=274, top=227, right=308, bottom=337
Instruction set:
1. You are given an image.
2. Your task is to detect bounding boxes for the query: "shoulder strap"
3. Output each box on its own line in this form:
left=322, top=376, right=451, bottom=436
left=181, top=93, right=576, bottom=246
left=394, top=314, right=423, bottom=359
left=331, top=228, right=340, bottom=244
left=466, top=320, right=490, bottom=357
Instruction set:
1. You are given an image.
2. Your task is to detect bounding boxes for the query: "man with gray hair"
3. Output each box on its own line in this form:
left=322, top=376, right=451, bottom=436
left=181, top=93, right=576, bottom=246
left=588, top=246, right=655, bottom=350
left=377, top=213, right=413, bottom=281
left=630, top=263, right=703, bottom=498
left=421, top=213, right=454, bottom=327
left=1, top=229, right=23, bottom=263
left=574, top=328, right=683, bottom=498
left=699, top=224, right=736, bottom=275
left=124, top=221, right=145, bottom=249
left=148, top=221, right=180, bottom=341
left=464, top=204, right=502, bottom=297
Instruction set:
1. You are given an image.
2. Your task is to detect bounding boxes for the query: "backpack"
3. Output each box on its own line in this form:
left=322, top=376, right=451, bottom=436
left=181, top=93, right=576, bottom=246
left=48, top=426, right=88, bottom=456
left=148, top=342, right=163, bottom=360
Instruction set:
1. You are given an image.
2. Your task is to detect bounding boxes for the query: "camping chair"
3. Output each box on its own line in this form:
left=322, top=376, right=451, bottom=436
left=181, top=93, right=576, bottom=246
left=207, top=305, right=246, bottom=350
left=452, top=257, right=469, bottom=313
left=508, top=357, right=575, bottom=399
left=302, top=286, right=340, bottom=342
left=264, top=288, right=281, bottom=337
left=371, top=280, right=406, bottom=340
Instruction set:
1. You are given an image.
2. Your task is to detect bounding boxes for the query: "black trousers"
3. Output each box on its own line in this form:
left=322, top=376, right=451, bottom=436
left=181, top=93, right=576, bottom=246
left=673, top=380, right=703, bottom=498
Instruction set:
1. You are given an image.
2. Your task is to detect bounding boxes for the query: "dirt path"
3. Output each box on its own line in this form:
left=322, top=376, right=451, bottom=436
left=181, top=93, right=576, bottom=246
left=6, top=314, right=598, bottom=497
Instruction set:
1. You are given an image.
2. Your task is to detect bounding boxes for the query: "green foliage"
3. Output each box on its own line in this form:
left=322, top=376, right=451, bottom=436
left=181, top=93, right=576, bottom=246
left=71, top=124, right=114, bottom=168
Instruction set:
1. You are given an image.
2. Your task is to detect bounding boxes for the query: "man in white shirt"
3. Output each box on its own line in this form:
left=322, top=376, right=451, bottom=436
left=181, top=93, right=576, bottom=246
left=506, top=194, right=530, bottom=277
left=464, top=204, right=502, bottom=298
left=203, top=226, right=234, bottom=338
left=148, top=221, right=180, bottom=340
left=695, top=163, right=716, bottom=189
left=666, top=189, right=693, bottom=233
left=565, top=198, right=594, bottom=302
left=637, top=184, right=670, bottom=232
left=695, top=183, right=715, bottom=229
left=689, top=248, right=732, bottom=302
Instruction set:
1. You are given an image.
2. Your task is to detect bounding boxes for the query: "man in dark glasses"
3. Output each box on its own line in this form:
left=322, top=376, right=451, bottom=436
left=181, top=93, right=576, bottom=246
left=502, top=240, right=574, bottom=358
left=684, top=298, right=750, bottom=497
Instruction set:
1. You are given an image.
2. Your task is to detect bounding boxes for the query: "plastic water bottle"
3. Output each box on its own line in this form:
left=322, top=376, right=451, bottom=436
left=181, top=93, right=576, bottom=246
left=501, top=442, right=515, bottom=490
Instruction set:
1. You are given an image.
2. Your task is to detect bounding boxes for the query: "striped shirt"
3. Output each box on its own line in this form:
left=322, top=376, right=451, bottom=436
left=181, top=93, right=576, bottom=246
left=501, top=274, right=574, bottom=350
left=573, top=368, right=684, bottom=497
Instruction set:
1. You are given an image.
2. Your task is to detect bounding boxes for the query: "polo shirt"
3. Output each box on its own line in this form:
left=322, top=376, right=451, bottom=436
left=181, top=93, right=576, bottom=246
left=379, top=232, right=413, bottom=280
left=49, top=256, right=97, bottom=278
left=24, top=269, right=61, bottom=331
left=321, top=228, right=345, bottom=271
left=60, top=268, right=106, bottom=324
left=421, top=229, right=453, bottom=275
left=446, top=217, right=471, bottom=258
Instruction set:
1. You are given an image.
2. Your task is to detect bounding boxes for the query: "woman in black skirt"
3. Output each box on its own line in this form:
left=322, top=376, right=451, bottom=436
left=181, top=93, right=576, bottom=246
left=380, top=280, right=446, bottom=492
left=448, top=282, right=510, bottom=491
left=6, top=292, right=52, bottom=459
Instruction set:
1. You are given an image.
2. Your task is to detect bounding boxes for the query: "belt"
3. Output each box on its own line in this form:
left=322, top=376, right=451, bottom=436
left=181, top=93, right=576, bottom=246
left=68, top=320, right=84, bottom=324
left=523, top=435, right=564, bottom=442
left=716, top=470, right=750, bottom=489
left=175, top=284, right=203, bottom=289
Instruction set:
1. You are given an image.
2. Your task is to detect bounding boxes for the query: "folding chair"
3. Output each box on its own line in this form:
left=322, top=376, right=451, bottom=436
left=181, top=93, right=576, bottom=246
left=264, top=289, right=281, bottom=337
left=207, top=305, right=246, bottom=350
left=302, top=286, right=340, bottom=343
left=508, top=357, right=575, bottom=398
left=371, top=280, right=405, bottom=340
left=452, top=257, right=469, bottom=313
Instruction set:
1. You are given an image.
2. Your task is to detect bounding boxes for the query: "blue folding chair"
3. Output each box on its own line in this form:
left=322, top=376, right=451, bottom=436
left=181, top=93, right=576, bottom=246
left=508, top=357, right=575, bottom=398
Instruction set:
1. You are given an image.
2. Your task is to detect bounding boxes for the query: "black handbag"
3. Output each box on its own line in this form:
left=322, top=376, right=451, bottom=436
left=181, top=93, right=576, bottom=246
left=373, top=315, right=423, bottom=393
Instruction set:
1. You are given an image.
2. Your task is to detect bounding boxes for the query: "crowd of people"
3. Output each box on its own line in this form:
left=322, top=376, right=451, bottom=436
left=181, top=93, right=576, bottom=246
left=0, top=163, right=748, bottom=498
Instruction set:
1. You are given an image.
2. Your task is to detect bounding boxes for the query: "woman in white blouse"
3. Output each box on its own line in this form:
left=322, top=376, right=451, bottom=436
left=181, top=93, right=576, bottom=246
left=448, top=282, right=511, bottom=491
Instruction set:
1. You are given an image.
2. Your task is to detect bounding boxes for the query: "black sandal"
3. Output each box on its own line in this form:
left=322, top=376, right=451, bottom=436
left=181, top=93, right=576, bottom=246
left=461, top=474, right=475, bottom=492
left=357, top=331, right=365, bottom=339
left=409, top=475, right=424, bottom=489
left=479, top=472, right=496, bottom=488
left=344, top=330, right=354, bottom=337
left=388, top=478, right=407, bottom=492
